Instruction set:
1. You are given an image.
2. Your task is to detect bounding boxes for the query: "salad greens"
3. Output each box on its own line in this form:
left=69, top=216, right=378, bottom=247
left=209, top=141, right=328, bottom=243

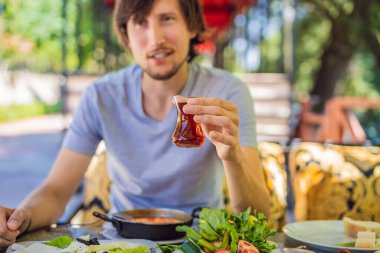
left=161, top=207, right=276, bottom=253
left=335, top=241, right=355, bottom=247
left=43, top=235, right=74, bottom=249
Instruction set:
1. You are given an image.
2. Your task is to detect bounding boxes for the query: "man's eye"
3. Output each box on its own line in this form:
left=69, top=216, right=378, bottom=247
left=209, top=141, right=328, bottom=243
left=163, top=16, right=175, bottom=22
left=136, top=21, right=146, bottom=26
left=133, top=19, right=147, bottom=27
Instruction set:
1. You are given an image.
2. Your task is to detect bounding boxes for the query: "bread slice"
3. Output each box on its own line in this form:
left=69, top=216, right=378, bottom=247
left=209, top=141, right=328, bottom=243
left=355, top=237, right=376, bottom=248
left=343, top=217, right=380, bottom=238
left=357, top=231, right=376, bottom=239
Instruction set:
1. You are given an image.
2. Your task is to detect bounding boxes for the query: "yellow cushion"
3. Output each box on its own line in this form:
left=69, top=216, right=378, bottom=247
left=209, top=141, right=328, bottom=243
left=259, top=142, right=288, bottom=230
left=289, top=142, right=380, bottom=222
left=71, top=144, right=111, bottom=225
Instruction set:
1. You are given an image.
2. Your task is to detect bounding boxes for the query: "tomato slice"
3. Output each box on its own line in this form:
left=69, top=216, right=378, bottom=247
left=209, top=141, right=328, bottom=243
left=237, top=240, right=260, bottom=253
left=215, top=249, right=229, bottom=253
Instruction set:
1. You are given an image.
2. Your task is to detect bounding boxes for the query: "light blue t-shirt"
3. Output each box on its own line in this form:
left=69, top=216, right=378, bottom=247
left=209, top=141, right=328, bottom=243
left=62, top=63, right=257, bottom=214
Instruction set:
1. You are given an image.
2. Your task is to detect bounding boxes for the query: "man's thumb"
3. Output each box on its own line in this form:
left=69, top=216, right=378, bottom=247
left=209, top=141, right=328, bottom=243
left=7, top=211, right=24, bottom=230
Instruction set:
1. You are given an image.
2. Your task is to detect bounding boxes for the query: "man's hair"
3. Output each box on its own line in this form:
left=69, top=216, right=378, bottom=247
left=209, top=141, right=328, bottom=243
left=113, top=0, right=206, bottom=62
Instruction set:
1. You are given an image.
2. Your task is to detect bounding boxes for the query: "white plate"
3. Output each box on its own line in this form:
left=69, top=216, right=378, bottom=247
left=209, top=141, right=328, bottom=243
left=6, top=238, right=161, bottom=253
left=283, top=220, right=380, bottom=253
left=102, top=227, right=186, bottom=245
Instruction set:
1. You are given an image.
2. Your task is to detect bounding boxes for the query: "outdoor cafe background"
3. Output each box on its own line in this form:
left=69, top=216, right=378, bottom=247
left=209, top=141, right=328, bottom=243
left=0, top=0, right=380, bottom=226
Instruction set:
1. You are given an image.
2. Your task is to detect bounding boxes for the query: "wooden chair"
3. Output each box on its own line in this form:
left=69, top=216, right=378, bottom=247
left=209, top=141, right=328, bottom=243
left=296, top=96, right=380, bottom=144
left=236, top=73, right=293, bottom=144
left=289, top=142, right=380, bottom=222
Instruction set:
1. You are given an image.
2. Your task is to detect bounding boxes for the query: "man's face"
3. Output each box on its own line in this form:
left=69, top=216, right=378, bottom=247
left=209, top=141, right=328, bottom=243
left=126, top=0, right=196, bottom=80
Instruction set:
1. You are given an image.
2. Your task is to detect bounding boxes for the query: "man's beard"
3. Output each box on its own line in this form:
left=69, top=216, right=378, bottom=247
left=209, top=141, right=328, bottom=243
left=144, top=56, right=188, bottom=81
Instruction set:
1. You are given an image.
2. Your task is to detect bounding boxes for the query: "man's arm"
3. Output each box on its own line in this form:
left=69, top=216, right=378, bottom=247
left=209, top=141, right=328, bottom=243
left=0, top=147, right=92, bottom=247
left=223, top=146, right=270, bottom=216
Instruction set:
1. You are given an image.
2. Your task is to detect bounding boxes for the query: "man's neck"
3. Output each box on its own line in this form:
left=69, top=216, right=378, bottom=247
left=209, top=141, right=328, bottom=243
left=141, top=63, right=189, bottom=121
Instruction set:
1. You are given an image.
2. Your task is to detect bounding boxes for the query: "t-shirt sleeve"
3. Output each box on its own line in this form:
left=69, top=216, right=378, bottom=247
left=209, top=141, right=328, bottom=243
left=228, top=77, right=257, bottom=148
left=62, top=85, right=102, bottom=155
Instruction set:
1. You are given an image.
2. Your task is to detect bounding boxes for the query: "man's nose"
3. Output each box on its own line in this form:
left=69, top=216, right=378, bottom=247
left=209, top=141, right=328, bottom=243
left=148, top=23, right=165, bottom=47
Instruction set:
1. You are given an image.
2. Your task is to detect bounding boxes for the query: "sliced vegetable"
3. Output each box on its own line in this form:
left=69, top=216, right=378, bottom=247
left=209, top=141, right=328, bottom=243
left=237, top=240, right=259, bottom=253
left=179, top=238, right=204, bottom=253
left=215, top=249, right=229, bottom=253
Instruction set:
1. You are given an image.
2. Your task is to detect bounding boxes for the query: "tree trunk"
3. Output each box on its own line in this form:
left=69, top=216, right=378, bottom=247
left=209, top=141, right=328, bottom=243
left=310, top=27, right=356, bottom=113
left=310, top=0, right=373, bottom=113
left=213, top=33, right=231, bottom=69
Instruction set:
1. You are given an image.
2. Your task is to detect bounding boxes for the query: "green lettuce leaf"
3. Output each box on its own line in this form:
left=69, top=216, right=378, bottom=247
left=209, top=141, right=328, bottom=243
left=198, top=208, right=226, bottom=241
left=43, top=235, right=74, bottom=249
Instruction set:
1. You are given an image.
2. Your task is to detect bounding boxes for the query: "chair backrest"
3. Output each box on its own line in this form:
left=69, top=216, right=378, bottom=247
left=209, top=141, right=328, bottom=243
left=236, top=73, right=293, bottom=144
left=289, top=142, right=380, bottom=221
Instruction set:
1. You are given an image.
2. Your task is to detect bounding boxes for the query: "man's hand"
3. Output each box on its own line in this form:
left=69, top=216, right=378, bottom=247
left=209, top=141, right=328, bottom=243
left=184, top=97, right=241, bottom=161
left=0, top=206, right=31, bottom=247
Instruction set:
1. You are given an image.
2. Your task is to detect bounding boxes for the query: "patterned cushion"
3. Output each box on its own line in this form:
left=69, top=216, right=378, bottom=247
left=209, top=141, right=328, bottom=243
left=289, top=142, right=380, bottom=222
left=71, top=143, right=111, bottom=225
left=259, top=142, right=288, bottom=230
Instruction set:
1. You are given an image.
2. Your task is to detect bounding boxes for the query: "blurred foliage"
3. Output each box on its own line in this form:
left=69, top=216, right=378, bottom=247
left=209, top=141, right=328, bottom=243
left=294, top=12, right=331, bottom=97
left=0, top=0, right=128, bottom=74
left=0, top=101, right=61, bottom=122
left=0, top=0, right=379, bottom=141
left=355, top=109, right=380, bottom=146
left=1, top=1, right=63, bottom=72
left=293, top=0, right=380, bottom=144
left=2, top=0, right=379, bottom=92
left=295, top=0, right=380, bottom=103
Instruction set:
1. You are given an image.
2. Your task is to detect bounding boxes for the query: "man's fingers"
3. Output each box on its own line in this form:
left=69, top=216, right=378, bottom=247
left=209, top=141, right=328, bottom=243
left=0, top=218, right=19, bottom=247
left=187, top=97, right=238, bottom=112
left=0, top=207, right=17, bottom=243
left=0, top=237, right=16, bottom=248
left=0, top=226, right=20, bottom=242
left=0, top=207, right=26, bottom=247
left=7, top=210, right=27, bottom=231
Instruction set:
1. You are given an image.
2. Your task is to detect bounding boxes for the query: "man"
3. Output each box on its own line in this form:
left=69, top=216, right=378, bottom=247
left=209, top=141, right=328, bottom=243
left=0, top=0, right=270, bottom=247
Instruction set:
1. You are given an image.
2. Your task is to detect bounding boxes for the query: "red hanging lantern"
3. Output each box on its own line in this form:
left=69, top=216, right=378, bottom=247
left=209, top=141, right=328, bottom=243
left=200, top=0, right=255, bottom=38
left=199, top=0, right=255, bottom=54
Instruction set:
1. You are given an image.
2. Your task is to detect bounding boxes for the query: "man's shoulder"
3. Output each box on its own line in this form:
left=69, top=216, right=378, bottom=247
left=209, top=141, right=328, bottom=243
left=82, top=64, right=140, bottom=100
left=94, top=64, right=140, bottom=86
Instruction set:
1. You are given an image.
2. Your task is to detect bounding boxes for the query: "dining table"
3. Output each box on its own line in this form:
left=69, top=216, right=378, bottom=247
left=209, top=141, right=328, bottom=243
left=0, top=223, right=305, bottom=253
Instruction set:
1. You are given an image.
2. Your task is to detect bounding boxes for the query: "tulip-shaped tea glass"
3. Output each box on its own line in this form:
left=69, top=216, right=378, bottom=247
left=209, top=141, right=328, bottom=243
left=172, top=95, right=205, bottom=148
